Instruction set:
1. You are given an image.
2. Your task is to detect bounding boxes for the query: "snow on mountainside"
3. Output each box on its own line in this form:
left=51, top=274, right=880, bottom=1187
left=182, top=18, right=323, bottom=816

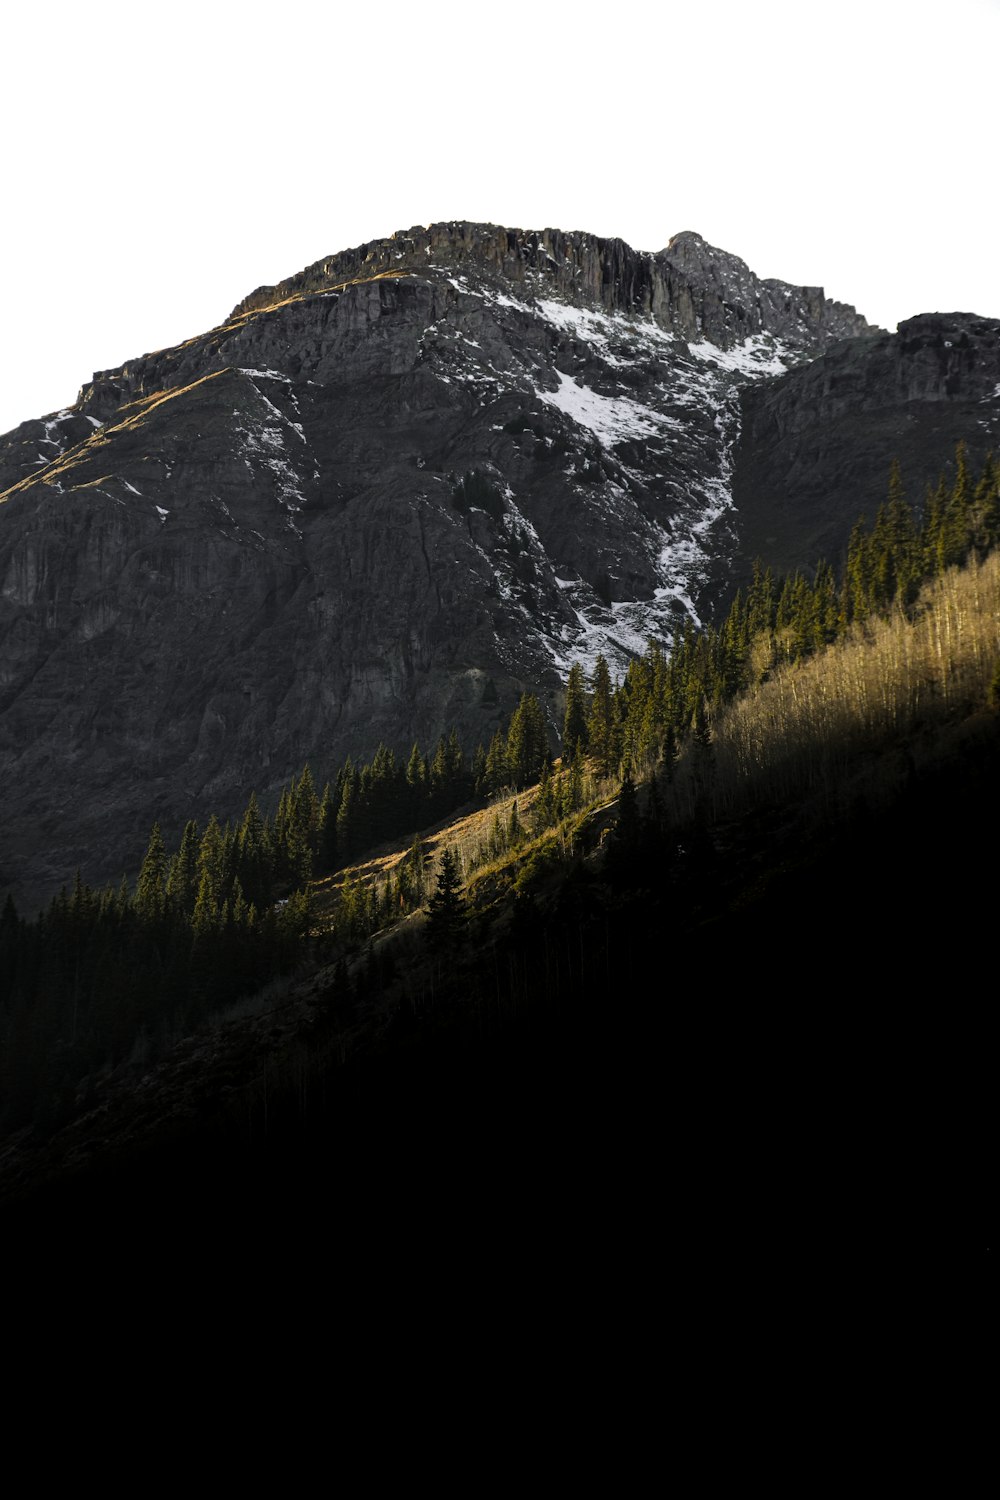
left=0, top=220, right=891, bottom=906
left=411, top=262, right=797, bottom=673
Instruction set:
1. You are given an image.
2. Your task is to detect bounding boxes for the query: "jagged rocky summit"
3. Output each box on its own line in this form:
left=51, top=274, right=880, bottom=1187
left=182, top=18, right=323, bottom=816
left=1, top=221, right=998, bottom=907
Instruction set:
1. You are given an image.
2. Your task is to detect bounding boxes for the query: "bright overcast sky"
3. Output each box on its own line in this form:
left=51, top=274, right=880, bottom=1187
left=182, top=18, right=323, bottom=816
left=1, top=0, right=996, bottom=436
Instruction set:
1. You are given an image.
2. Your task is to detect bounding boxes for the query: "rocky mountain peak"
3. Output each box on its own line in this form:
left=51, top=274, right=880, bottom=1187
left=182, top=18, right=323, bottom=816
left=228, top=219, right=875, bottom=354
left=663, top=228, right=753, bottom=282
left=1, top=219, right=992, bottom=914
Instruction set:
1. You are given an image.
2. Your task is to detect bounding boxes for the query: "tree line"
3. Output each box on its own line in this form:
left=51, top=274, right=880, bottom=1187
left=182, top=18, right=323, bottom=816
left=3, top=443, right=995, bottom=1134
left=0, top=706, right=559, bottom=1131
left=563, top=444, right=1000, bottom=785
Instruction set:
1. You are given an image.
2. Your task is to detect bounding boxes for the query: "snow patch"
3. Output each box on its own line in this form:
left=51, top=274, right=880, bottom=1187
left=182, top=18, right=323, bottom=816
left=40, top=411, right=79, bottom=458
left=238, top=367, right=292, bottom=383
left=686, top=334, right=790, bottom=377
left=535, top=370, right=681, bottom=445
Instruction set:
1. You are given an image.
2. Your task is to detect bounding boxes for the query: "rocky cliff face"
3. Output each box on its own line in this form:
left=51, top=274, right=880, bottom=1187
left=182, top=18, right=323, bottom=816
left=2, top=219, right=991, bottom=910
left=732, top=312, right=1000, bottom=579
left=229, top=222, right=872, bottom=349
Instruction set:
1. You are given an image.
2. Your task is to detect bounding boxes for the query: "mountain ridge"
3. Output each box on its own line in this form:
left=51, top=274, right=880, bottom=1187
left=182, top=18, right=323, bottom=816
left=0, top=221, right=997, bottom=911
left=227, top=219, right=875, bottom=347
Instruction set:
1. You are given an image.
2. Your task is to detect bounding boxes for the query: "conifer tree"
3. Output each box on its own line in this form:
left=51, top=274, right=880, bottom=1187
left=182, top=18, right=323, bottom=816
left=405, top=741, right=425, bottom=793
left=938, top=440, right=972, bottom=570
left=488, top=810, right=505, bottom=859
left=588, top=655, right=618, bottom=778
left=230, top=876, right=249, bottom=929
left=317, top=783, right=338, bottom=872
left=485, top=728, right=509, bottom=796
left=197, top=814, right=225, bottom=908
left=446, top=729, right=465, bottom=788
left=393, top=862, right=414, bottom=911
left=192, top=868, right=219, bottom=939
left=924, top=476, right=948, bottom=574
left=336, top=759, right=359, bottom=860
left=338, top=871, right=362, bottom=942
left=237, top=792, right=271, bottom=906
left=430, top=735, right=450, bottom=806
left=167, top=819, right=201, bottom=916
left=614, top=768, right=641, bottom=848
left=471, top=742, right=488, bottom=797
left=407, top=832, right=428, bottom=904
left=135, top=824, right=168, bottom=921
left=843, top=519, right=871, bottom=624
left=746, top=559, right=776, bottom=639
left=506, top=692, right=547, bottom=786
left=972, top=452, right=999, bottom=554
left=562, top=663, right=589, bottom=753
left=426, top=848, right=465, bottom=951
left=568, top=739, right=585, bottom=811
left=535, top=758, right=558, bottom=831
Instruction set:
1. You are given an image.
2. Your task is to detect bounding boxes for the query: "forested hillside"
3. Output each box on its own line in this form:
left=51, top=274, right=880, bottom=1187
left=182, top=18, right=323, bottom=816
left=2, top=444, right=997, bottom=1220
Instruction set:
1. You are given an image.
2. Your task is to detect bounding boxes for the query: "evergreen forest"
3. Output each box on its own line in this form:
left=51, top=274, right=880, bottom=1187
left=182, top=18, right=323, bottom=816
left=2, top=444, right=998, bottom=1221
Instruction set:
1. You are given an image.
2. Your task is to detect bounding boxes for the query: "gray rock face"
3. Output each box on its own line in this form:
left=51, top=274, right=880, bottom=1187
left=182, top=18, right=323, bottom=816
left=0, top=218, right=935, bottom=910
left=228, top=221, right=872, bottom=349
left=732, top=312, right=1000, bottom=581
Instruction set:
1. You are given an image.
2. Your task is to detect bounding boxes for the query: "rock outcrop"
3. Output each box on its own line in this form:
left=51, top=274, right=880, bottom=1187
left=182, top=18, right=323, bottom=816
left=231, top=221, right=872, bottom=348
left=732, top=312, right=1000, bottom=579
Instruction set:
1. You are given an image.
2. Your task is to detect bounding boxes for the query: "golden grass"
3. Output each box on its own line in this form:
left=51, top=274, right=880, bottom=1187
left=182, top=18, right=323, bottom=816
left=673, top=551, right=1000, bottom=822
left=221, top=270, right=411, bottom=334
left=2, top=267, right=415, bottom=509
left=308, top=784, right=539, bottom=917
left=0, top=369, right=234, bottom=505
left=308, top=767, right=621, bottom=935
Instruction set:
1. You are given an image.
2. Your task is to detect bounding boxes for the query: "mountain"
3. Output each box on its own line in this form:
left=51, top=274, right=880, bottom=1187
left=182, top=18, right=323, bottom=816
left=1, top=220, right=997, bottom=911
left=735, top=310, right=1000, bottom=576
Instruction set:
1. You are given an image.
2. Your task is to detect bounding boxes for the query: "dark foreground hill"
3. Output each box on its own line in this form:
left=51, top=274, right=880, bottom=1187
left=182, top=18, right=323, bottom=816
left=4, top=671, right=994, bottom=1247
left=3, top=728, right=992, bottom=1252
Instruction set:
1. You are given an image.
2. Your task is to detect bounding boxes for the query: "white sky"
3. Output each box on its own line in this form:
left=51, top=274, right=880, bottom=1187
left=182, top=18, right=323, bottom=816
left=1, top=0, right=996, bottom=437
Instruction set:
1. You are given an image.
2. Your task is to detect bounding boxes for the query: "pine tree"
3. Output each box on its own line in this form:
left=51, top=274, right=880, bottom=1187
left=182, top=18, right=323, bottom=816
left=237, top=792, right=271, bottom=907
left=614, top=768, right=640, bottom=848
left=843, top=519, right=871, bottom=624
left=405, top=742, right=426, bottom=822
left=506, top=692, right=547, bottom=786
left=588, top=655, right=618, bottom=778
left=197, top=814, right=225, bottom=908
left=746, top=559, right=776, bottom=639
left=567, top=739, right=585, bottom=811
left=972, top=452, right=1000, bottom=554
left=485, top=728, right=509, bottom=796
left=317, top=783, right=338, bottom=872
left=191, top=868, right=219, bottom=938
left=936, top=440, right=971, bottom=571
left=336, top=759, right=359, bottom=861
left=166, top=819, right=200, bottom=916
left=407, top=832, right=428, bottom=904
left=393, top=862, right=414, bottom=912
left=338, top=871, right=362, bottom=942
left=426, top=848, right=465, bottom=951
left=535, top=759, right=558, bottom=831
left=446, top=729, right=465, bottom=789
left=471, top=742, right=488, bottom=797
left=562, top=663, right=589, bottom=754
left=135, top=824, right=168, bottom=921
